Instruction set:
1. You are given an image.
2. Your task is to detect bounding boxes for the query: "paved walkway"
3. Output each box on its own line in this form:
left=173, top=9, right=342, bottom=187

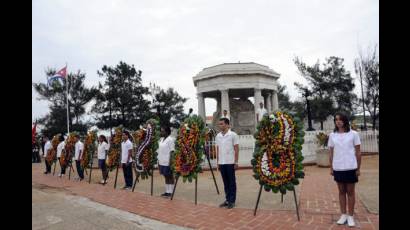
left=32, top=157, right=378, bottom=230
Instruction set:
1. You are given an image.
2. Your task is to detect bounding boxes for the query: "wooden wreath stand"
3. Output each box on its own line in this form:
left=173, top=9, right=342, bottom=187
left=132, top=167, right=155, bottom=196
left=170, top=153, right=220, bottom=205
left=253, top=184, right=300, bottom=221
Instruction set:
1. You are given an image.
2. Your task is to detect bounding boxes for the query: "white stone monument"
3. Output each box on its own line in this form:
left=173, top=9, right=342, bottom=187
left=193, top=62, right=280, bottom=134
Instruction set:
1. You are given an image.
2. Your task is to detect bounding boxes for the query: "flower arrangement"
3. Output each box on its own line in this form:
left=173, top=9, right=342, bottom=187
left=80, top=130, right=97, bottom=169
left=46, top=135, right=60, bottom=165
left=204, top=128, right=217, bottom=160
left=315, top=132, right=329, bottom=149
left=171, top=115, right=205, bottom=183
left=132, top=119, right=160, bottom=180
left=106, top=127, right=123, bottom=171
left=60, top=133, right=76, bottom=168
left=251, top=111, right=305, bottom=194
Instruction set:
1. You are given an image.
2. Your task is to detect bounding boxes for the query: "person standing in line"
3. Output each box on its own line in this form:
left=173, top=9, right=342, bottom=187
left=43, top=136, right=52, bottom=174
left=256, top=102, right=268, bottom=123
left=121, top=131, right=134, bottom=190
left=74, top=134, right=85, bottom=181
left=56, top=135, right=65, bottom=177
left=157, top=126, right=175, bottom=197
left=216, top=118, right=239, bottom=209
left=97, top=135, right=110, bottom=184
left=328, top=112, right=361, bottom=227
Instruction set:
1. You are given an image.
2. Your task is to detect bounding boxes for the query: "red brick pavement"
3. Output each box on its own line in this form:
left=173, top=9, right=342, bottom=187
left=32, top=164, right=378, bottom=230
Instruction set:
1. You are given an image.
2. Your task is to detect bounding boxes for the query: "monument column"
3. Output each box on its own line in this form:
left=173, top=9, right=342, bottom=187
left=266, top=92, right=272, bottom=113
left=272, top=90, right=279, bottom=112
left=197, top=93, right=206, bottom=121
left=220, top=89, right=230, bottom=115
left=254, top=88, right=263, bottom=123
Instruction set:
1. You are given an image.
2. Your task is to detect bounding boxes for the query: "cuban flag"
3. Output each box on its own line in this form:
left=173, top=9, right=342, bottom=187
left=48, top=66, right=67, bottom=86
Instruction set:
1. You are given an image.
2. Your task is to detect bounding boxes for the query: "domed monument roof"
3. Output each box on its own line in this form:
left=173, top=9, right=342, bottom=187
left=193, top=62, right=280, bottom=86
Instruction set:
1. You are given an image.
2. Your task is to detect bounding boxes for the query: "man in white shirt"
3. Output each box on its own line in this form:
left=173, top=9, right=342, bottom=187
left=256, top=102, right=268, bottom=123
left=216, top=117, right=239, bottom=209
left=43, top=136, right=52, bottom=174
left=121, top=131, right=134, bottom=189
left=74, top=134, right=85, bottom=181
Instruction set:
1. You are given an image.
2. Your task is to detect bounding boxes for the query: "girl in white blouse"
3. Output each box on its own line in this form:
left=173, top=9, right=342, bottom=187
left=157, top=126, right=175, bottom=197
left=328, top=112, right=361, bottom=227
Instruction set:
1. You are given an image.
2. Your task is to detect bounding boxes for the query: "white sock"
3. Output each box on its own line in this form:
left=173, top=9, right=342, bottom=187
left=169, top=184, right=174, bottom=194
left=165, top=184, right=170, bottom=193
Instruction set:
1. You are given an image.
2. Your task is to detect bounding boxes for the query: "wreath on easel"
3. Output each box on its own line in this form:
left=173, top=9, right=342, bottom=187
left=106, top=127, right=123, bottom=171
left=81, top=130, right=97, bottom=169
left=46, top=135, right=60, bottom=165
left=171, top=115, right=205, bottom=183
left=132, top=119, right=160, bottom=180
left=59, top=133, right=76, bottom=168
left=251, top=111, right=305, bottom=194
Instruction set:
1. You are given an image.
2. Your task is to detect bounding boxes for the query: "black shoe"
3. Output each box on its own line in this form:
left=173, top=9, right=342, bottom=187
left=44, top=171, right=49, bottom=174
left=160, top=193, right=169, bottom=197
left=219, top=201, right=228, bottom=208
left=226, top=203, right=235, bottom=209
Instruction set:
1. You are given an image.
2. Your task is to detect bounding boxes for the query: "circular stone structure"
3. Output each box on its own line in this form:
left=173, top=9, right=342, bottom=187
left=193, top=62, right=280, bottom=134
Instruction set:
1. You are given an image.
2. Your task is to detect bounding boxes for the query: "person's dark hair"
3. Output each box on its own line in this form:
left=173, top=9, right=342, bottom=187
left=99, top=135, right=108, bottom=143
left=123, top=130, right=133, bottom=142
left=333, top=112, right=351, bottom=133
left=189, top=108, right=193, bottom=113
left=162, top=126, right=171, bottom=136
left=59, top=135, right=65, bottom=142
left=219, top=117, right=230, bottom=125
left=223, top=109, right=227, bottom=113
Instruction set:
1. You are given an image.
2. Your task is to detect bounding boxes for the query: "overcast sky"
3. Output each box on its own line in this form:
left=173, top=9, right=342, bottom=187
left=32, top=0, right=378, bottom=122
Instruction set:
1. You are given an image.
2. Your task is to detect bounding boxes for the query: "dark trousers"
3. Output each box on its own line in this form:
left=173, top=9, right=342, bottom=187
left=219, top=164, right=237, bottom=204
left=32, top=151, right=36, bottom=162
left=122, top=163, right=133, bottom=187
left=75, top=160, right=84, bottom=179
left=36, top=151, right=41, bottom=163
left=99, top=159, right=108, bottom=180
left=59, top=158, right=66, bottom=174
left=44, top=159, right=51, bottom=173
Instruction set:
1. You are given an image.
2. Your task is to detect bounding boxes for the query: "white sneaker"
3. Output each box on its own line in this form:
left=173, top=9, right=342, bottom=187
left=100, top=180, right=105, bottom=184
left=336, top=214, right=348, bottom=225
left=347, top=216, right=355, bottom=227
left=58, top=173, right=62, bottom=177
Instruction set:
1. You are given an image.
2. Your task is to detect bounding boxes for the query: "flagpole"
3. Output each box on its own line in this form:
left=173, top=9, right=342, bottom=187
left=66, top=63, right=70, bottom=134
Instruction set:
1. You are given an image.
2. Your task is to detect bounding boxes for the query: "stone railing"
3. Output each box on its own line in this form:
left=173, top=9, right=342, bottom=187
left=201, top=130, right=379, bottom=169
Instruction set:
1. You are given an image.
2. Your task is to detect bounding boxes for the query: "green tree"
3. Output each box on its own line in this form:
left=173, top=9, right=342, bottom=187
left=33, top=69, right=97, bottom=136
left=92, top=61, right=151, bottom=130
left=354, top=45, right=379, bottom=130
left=277, top=83, right=294, bottom=112
left=294, top=56, right=357, bottom=129
left=151, top=87, right=188, bottom=128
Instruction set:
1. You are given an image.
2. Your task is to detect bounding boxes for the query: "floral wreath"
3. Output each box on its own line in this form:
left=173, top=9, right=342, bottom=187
left=46, top=135, right=60, bottom=165
left=171, top=115, right=205, bottom=182
left=132, top=119, right=160, bottom=180
left=60, top=133, right=76, bottom=168
left=80, top=130, right=97, bottom=169
left=251, top=111, right=305, bottom=194
left=106, top=127, right=123, bottom=171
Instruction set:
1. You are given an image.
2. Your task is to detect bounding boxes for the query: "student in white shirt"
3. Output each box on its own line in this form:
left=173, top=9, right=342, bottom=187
left=328, top=112, right=361, bottom=227
left=43, top=136, right=52, bottom=174
left=97, top=135, right=110, bottom=184
left=74, top=134, right=85, bottom=181
left=256, top=102, right=268, bottom=123
left=216, top=117, right=239, bottom=209
left=121, top=131, right=134, bottom=189
left=56, top=135, right=65, bottom=177
left=157, top=126, right=175, bottom=197
left=221, top=110, right=233, bottom=128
